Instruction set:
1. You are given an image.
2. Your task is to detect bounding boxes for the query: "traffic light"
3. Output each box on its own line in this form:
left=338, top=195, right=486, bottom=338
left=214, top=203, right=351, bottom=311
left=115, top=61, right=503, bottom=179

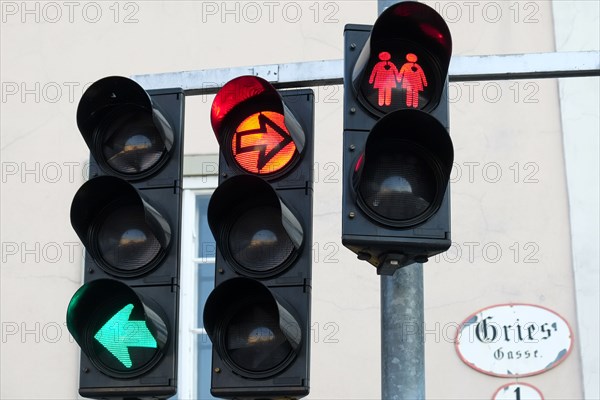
left=342, top=1, right=454, bottom=275
left=203, top=76, right=313, bottom=399
left=66, top=76, right=184, bottom=399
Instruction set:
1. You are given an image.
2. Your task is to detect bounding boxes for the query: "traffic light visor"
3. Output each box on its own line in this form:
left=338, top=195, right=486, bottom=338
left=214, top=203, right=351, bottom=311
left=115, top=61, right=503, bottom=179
left=371, top=1, right=451, bottom=58
left=203, top=278, right=302, bottom=378
left=77, top=76, right=175, bottom=180
left=71, top=176, right=171, bottom=277
left=66, top=279, right=168, bottom=378
left=353, top=109, right=453, bottom=228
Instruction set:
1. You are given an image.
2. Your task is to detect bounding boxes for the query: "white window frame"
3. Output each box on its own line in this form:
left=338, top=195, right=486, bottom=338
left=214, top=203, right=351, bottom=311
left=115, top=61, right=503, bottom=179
left=177, top=175, right=219, bottom=400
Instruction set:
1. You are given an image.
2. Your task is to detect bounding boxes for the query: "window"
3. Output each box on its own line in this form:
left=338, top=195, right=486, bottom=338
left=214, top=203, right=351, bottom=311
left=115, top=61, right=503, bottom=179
left=176, top=175, right=218, bottom=400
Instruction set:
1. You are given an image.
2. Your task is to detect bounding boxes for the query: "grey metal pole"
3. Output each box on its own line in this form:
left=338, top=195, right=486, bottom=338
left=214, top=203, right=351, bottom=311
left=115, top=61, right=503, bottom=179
left=377, top=1, right=425, bottom=399
left=381, top=264, right=425, bottom=400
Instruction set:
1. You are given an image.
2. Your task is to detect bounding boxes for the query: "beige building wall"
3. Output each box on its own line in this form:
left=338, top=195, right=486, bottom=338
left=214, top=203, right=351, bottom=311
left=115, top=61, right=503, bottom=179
left=1, top=1, right=597, bottom=399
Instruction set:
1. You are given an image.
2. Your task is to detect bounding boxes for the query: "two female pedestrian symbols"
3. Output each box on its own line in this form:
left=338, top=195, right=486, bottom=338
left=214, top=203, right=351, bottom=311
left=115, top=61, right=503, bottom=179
left=368, top=51, right=428, bottom=108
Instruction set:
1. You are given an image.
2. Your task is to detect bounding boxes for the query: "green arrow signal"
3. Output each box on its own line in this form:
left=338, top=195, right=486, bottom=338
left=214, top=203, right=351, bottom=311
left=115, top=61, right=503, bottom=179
left=94, top=304, right=157, bottom=368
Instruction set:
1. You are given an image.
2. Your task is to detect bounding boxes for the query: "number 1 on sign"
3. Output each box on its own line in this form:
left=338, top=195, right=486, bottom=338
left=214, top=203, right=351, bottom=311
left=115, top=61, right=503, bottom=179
left=492, top=383, right=543, bottom=400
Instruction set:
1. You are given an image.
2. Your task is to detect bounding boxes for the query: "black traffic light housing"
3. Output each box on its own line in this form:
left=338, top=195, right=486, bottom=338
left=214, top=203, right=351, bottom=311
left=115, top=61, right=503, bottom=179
left=342, top=2, right=454, bottom=275
left=203, top=76, right=313, bottom=399
left=66, top=76, right=184, bottom=399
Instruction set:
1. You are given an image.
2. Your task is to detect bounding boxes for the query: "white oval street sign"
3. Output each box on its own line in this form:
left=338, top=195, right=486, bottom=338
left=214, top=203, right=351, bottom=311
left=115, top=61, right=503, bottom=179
left=493, top=382, right=544, bottom=400
left=455, top=303, right=573, bottom=377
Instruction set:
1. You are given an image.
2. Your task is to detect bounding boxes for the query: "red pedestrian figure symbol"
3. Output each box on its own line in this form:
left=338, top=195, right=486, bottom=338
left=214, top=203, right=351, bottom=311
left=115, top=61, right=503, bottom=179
left=369, top=51, right=399, bottom=106
left=398, top=53, right=428, bottom=108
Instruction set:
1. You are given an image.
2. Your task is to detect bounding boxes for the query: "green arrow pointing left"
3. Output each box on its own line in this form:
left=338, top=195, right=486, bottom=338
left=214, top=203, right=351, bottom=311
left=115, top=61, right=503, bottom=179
left=94, top=304, right=157, bottom=368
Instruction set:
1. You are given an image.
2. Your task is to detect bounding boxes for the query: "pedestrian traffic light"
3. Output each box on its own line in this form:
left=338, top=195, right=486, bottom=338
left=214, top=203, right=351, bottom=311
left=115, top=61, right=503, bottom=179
left=342, top=1, right=454, bottom=275
left=66, top=76, right=184, bottom=399
left=203, top=75, right=313, bottom=399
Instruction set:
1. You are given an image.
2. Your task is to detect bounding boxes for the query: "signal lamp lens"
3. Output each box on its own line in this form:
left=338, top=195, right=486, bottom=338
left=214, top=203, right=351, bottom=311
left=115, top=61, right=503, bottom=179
left=66, top=280, right=168, bottom=379
left=228, top=205, right=295, bottom=275
left=100, top=108, right=166, bottom=175
left=224, top=300, right=294, bottom=373
left=358, top=142, right=439, bottom=226
left=231, top=111, right=297, bottom=176
left=89, top=302, right=160, bottom=375
left=359, top=48, right=439, bottom=114
left=96, top=204, right=163, bottom=275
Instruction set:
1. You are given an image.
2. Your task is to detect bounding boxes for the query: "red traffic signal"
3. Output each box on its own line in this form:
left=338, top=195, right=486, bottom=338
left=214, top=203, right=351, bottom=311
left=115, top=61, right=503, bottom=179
left=352, top=1, right=452, bottom=115
left=211, top=75, right=306, bottom=179
left=205, top=77, right=314, bottom=398
left=343, top=1, right=454, bottom=274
